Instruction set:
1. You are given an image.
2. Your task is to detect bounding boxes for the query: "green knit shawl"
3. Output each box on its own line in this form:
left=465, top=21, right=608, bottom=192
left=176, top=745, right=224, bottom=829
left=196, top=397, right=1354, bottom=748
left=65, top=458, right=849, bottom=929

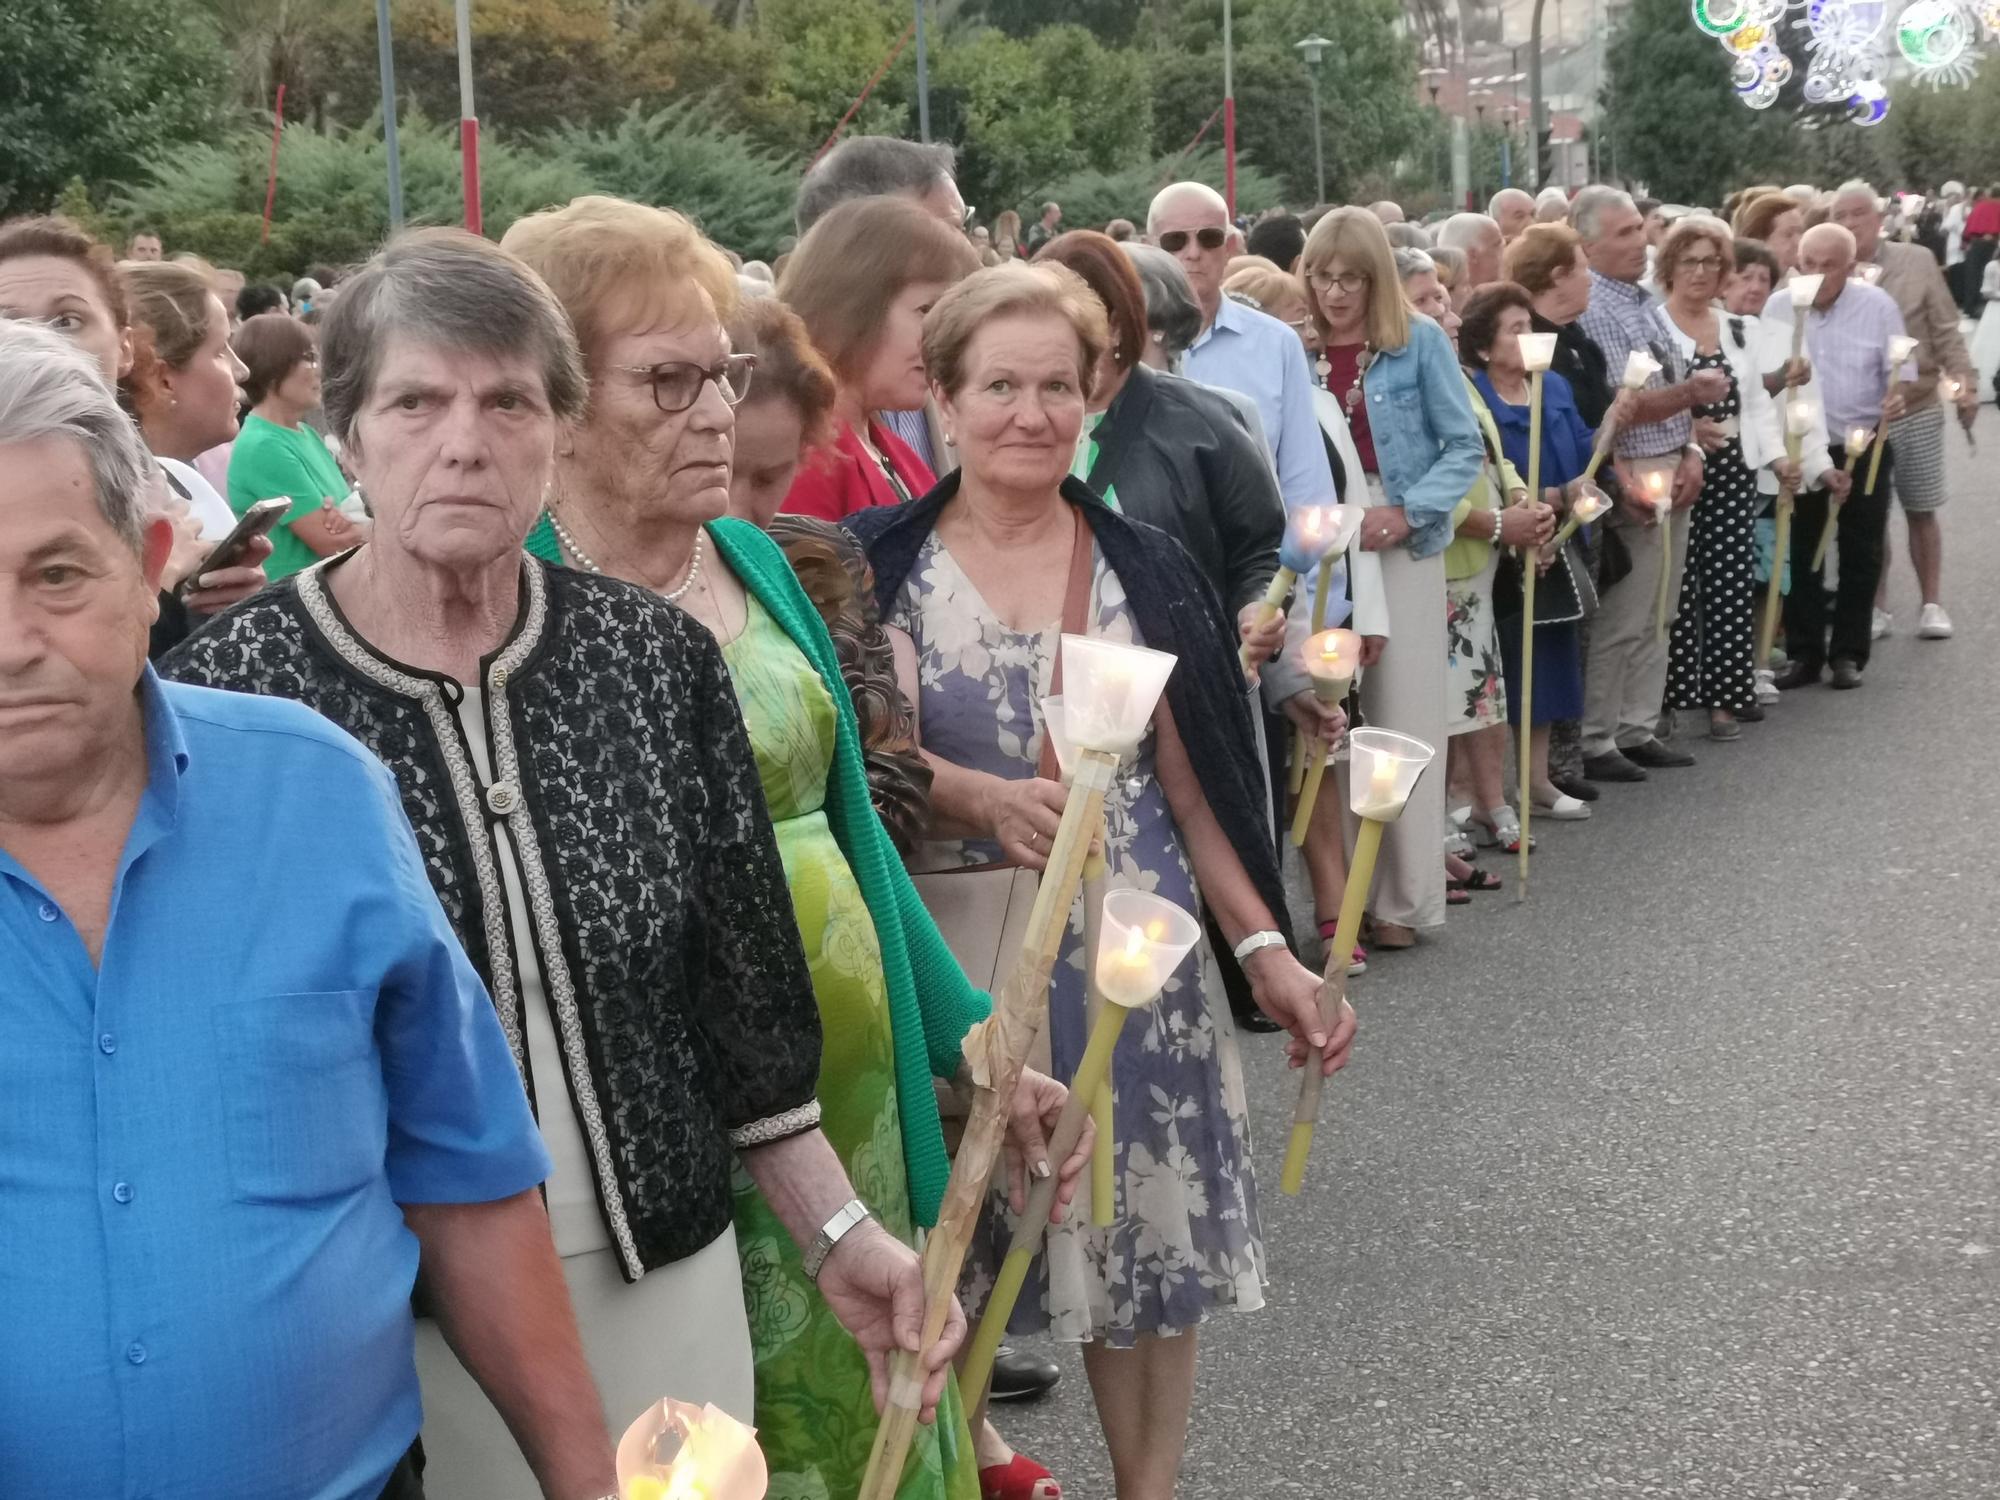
left=525, top=512, right=989, bottom=1225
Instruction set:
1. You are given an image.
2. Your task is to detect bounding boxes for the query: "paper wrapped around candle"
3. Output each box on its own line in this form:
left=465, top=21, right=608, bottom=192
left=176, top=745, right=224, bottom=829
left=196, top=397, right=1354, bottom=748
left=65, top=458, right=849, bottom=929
left=1038, top=695, right=1078, bottom=784
left=1517, top=331, right=1559, bottom=372
left=617, top=1398, right=768, bottom=1500
left=1811, top=431, right=1871, bottom=572
left=1788, top=272, right=1824, bottom=309
left=1096, top=888, right=1204, bottom=1006
left=1550, top=482, right=1611, bottom=548
left=1347, top=727, right=1434, bottom=822
left=1059, top=635, right=1176, bottom=755
left=1287, top=628, right=1361, bottom=847
left=1888, top=334, right=1919, bottom=368
left=1620, top=349, right=1663, bottom=389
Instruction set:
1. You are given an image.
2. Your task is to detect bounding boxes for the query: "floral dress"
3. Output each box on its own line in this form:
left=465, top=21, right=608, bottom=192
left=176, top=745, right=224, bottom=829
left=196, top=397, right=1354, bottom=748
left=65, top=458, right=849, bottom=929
left=891, top=532, right=1266, bottom=1347
left=1667, top=350, right=1760, bottom=713
left=724, top=593, right=978, bottom=1500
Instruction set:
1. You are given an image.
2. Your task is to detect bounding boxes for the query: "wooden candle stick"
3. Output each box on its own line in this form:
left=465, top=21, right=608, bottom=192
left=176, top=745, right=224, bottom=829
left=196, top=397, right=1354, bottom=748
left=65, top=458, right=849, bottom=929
left=1758, top=397, right=1816, bottom=670
left=959, top=890, right=1200, bottom=1399
left=1514, top=341, right=1553, bottom=901
left=1279, top=728, right=1434, bottom=1196
left=1080, top=823, right=1116, bottom=1228
left=1812, top=427, right=1872, bottom=572
left=1864, top=336, right=1915, bottom=497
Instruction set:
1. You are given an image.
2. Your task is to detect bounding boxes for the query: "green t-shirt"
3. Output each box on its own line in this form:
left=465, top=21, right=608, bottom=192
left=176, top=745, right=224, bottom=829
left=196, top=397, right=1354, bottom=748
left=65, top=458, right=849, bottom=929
left=226, top=414, right=351, bottom=580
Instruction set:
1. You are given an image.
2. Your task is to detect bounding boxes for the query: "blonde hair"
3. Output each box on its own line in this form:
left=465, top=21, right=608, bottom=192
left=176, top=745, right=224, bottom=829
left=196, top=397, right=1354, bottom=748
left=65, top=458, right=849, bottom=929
left=500, top=195, right=739, bottom=370
left=120, top=261, right=222, bottom=404
left=1222, top=263, right=1305, bottom=317
left=1732, top=191, right=1799, bottom=243
left=1301, top=207, right=1410, bottom=350
left=922, top=262, right=1109, bottom=402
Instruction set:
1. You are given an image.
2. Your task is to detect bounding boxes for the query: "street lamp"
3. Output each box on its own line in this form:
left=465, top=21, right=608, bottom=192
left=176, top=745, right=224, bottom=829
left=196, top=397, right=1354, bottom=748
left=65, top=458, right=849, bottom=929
left=1295, top=34, right=1332, bottom=206
left=1419, top=64, right=1448, bottom=201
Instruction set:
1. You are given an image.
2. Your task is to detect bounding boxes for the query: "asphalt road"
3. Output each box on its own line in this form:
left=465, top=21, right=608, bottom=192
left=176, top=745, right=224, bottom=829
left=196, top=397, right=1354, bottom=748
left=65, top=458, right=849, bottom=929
left=999, top=403, right=1999, bottom=1497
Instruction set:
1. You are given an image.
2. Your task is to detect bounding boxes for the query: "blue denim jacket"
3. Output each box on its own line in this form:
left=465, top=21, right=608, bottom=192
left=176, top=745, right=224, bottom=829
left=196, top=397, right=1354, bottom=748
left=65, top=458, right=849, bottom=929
left=1361, top=316, right=1487, bottom=559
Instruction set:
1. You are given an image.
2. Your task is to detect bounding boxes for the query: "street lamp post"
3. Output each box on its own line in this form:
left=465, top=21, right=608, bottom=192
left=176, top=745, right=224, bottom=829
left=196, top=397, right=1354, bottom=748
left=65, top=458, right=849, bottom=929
left=1420, top=65, right=1448, bottom=203
left=1295, top=34, right=1332, bottom=206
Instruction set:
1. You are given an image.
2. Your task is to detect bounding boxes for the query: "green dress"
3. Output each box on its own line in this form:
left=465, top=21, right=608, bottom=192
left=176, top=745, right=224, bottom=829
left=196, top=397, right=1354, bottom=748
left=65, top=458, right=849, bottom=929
left=723, top=593, right=979, bottom=1500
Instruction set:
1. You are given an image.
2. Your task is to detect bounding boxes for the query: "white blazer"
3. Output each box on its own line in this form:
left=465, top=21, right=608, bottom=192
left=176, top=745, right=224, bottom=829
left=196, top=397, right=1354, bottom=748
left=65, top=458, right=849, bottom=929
left=1661, top=306, right=1789, bottom=480
left=1750, top=307, right=1838, bottom=492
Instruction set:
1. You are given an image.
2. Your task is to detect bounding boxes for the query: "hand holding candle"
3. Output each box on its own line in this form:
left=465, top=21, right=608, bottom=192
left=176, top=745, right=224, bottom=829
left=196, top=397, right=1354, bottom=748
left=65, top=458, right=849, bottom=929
left=1550, top=481, right=1612, bottom=548
left=1243, top=505, right=1362, bottom=675
left=1758, top=398, right=1818, bottom=669
left=1645, top=466, right=1675, bottom=644
left=617, top=1398, right=768, bottom=1500
left=1288, top=628, right=1360, bottom=847
left=1865, top=336, right=1918, bottom=494
left=959, top=891, right=1201, bottom=1399
left=1280, top=728, right=1434, bottom=1196
left=1813, top=426, right=1873, bottom=571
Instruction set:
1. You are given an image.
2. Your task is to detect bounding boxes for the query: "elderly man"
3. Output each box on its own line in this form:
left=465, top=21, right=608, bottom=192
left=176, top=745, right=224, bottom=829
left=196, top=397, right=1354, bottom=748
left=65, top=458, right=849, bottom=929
left=1148, top=181, right=1337, bottom=532
left=1369, top=199, right=1406, bottom=225
left=1762, top=223, right=1911, bottom=690
left=1831, top=179, right=1978, bottom=641
left=0, top=322, right=617, bottom=1500
left=1535, top=186, right=1571, bottom=223
left=1571, top=186, right=1731, bottom=780
left=1489, top=187, right=1537, bottom=243
left=1438, top=211, right=1504, bottom=290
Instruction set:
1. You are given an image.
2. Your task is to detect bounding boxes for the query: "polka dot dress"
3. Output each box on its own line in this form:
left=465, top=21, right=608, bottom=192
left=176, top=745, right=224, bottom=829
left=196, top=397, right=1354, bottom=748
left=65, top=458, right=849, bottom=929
left=1667, top=350, right=1758, bottom=714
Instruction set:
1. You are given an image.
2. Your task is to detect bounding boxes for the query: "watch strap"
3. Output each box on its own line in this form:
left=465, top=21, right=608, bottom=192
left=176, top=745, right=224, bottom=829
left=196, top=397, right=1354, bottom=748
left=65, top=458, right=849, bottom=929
left=803, top=1197, right=874, bottom=1283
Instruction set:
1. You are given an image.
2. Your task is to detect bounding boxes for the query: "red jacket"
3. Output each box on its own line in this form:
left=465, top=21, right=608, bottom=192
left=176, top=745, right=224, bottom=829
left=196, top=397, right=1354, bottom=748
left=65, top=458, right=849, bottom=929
left=780, top=418, right=937, bottom=522
left=1966, top=199, right=2000, bottom=238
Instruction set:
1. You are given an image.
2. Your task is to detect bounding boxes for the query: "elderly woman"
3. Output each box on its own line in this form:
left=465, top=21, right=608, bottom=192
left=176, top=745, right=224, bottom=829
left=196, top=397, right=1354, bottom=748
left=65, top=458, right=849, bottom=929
left=1726, top=238, right=1782, bottom=317
left=1395, top=248, right=1555, bottom=863
left=851, top=261, right=1356, bottom=1499
left=500, top=196, right=1080, bottom=1500
left=1654, top=217, right=1793, bottom=739
left=1463, top=284, right=1595, bottom=817
left=1301, top=206, right=1485, bottom=949
left=164, top=228, right=973, bottom=1499
left=0, top=215, right=269, bottom=653
left=226, top=310, right=366, bottom=577
left=777, top=196, right=981, bottom=519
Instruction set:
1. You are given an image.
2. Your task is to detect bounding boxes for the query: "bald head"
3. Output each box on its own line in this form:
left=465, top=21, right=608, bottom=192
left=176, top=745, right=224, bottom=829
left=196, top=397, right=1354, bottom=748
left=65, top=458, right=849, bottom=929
left=1797, top=222, right=1857, bottom=307
left=1147, top=181, right=1228, bottom=236
left=1438, top=212, right=1504, bottom=288
left=1489, top=189, right=1536, bottom=242
left=1369, top=200, right=1406, bottom=225
left=1147, top=181, right=1233, bottom=325
left=1535, top=187, right=1570, bottom=222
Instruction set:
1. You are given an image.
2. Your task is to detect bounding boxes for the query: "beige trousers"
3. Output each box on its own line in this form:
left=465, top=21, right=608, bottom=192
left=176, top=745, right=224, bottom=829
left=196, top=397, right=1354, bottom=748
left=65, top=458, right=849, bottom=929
left=1581, top=508, right=1690, bottom=757
left=1344, top=543, right=1449, bottom=931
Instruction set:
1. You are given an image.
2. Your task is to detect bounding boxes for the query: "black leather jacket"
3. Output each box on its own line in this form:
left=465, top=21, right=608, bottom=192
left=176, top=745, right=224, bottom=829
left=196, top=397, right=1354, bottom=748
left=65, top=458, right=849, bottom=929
left=1083, top=363, right=1285, bottom=622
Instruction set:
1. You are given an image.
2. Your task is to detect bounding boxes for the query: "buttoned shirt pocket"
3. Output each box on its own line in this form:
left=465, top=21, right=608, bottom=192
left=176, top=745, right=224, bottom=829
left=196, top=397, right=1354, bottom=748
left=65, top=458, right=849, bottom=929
left=214, top=990, right=387, bottom=1204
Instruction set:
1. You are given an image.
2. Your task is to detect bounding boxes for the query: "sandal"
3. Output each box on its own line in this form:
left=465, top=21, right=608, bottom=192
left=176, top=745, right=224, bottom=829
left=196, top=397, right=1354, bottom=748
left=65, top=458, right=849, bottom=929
left=1317, top=920, right=1369, bottom=975
left=1448, top=868, right=1503, bottom=893
left=1469, top=805, right=1534, bottom=853
left=981, top=1454, right=1062, bottom=1500
left=1361, top=917, right=1417, bottom=950
left=1447, top=885, right=1472, bottom=905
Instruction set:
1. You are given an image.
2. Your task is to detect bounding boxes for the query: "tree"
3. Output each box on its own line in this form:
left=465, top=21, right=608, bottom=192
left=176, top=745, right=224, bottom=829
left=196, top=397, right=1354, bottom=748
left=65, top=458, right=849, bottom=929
left=1032, top=144, right=1284, bottom=229
left=0, top=0, right=233, bottom=215
left=1879, top=74, right=2000, bottom=189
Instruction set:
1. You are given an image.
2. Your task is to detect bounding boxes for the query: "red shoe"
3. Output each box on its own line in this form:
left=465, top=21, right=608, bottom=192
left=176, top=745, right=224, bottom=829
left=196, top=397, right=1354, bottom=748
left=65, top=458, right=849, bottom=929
left=980, top=1453, right=1062, bottom=1500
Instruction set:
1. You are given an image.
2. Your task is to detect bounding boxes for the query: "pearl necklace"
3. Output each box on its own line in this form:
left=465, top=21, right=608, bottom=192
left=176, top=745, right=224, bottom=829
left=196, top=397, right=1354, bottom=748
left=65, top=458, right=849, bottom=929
left=547, top=509, right=704, bottom=603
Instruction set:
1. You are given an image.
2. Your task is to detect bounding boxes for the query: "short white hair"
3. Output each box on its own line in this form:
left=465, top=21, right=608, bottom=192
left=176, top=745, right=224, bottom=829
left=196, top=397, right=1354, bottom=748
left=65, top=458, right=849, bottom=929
left=0, top=320, right=152, bottom=553
left=1569, top=186, right=1636, bottom=243
left=1147, top=181, right=1228, bottom=235
left=1833, top=179, right=1882, bottom=211
left=1489, top=188, right=1535, bottom=217
left=1438, top=212, right=1501, bottom=251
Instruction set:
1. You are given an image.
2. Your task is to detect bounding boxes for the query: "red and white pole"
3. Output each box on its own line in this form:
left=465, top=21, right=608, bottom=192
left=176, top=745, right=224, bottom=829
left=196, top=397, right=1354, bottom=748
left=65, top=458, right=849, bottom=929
left=1222, top=0, right=1236, bottom=218
left=454, top=0, right=481, bottom=235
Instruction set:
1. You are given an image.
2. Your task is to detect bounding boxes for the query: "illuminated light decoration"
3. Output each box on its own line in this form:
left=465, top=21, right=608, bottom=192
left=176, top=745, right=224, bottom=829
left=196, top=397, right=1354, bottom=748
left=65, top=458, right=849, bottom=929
left=1726, top=20, right=1770, bottom=46
left=1849, top=76, right=1891, bottom=122
left=1694, top=0, right=1753, bottom=32
left=1746, top=77, right=1784, bottom=104
left=1897, top=0, right=1982, bottom=80
left=1733, top=54, right=1767, bottom=85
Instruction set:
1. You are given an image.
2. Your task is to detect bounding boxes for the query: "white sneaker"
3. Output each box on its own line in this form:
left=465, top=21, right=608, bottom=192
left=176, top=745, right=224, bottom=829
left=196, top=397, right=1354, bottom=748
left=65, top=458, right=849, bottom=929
left=1918, top=603, right=1954, bottom=639
left=1872, top=608, right=1893, bottom=640
left=1754, top=668, right=1781, bottom=705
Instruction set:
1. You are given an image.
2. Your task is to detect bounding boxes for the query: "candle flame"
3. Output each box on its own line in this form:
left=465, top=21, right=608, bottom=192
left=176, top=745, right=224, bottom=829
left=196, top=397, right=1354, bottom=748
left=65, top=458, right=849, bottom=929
left=1849, top=426, right=1871, bottom=448
left=1122, top=926, right=1146, bottom=961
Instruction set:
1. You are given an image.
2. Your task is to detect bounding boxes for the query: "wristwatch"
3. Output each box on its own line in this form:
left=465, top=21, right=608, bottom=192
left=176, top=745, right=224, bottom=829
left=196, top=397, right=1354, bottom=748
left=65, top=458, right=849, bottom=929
left=1231, top=930, right=1289, bottom=963
left=803, top=1197, right=875, bottom=1283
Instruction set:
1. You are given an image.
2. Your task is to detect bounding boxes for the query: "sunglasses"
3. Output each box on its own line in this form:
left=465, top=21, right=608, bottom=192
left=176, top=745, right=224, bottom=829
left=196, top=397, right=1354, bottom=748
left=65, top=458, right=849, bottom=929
left=1158, top=226, right=1229, bottom=253
left=614, top=353, right=758, bottom=413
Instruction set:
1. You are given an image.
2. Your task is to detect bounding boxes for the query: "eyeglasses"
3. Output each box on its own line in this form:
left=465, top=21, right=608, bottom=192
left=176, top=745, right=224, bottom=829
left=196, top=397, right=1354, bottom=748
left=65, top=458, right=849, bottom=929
left=1157, top=226, right=1228, bottom=254
left=614, top=353, right=757, bottom=413
left=1678, top=255, right=1726, bottom=273
left=1307, top=270, right=1372, bottom=296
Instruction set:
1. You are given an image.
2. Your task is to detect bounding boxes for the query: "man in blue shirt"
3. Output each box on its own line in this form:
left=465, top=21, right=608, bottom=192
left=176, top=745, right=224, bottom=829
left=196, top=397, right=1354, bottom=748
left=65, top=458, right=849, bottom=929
left=0, top=323, right=619, bottom=1499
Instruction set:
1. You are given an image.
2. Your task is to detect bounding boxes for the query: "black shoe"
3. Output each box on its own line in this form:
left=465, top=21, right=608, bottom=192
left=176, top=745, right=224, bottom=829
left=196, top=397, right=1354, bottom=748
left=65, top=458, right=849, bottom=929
left=1622, top=737, right=1696, bottom=769
left=1581, top=751, right=1648, bottom=783
left=989, top=1344, right=1061, bottom=1402
left=1232, top=1003, right=1283, bottom=1034
left=1773, top=661, right=1821, bottom=690
left=1551, top=774, right=1601, bottom=802
left=1829, top=658, right=1864, bottom=689
left=1735, top=702, right=1766, bottom=723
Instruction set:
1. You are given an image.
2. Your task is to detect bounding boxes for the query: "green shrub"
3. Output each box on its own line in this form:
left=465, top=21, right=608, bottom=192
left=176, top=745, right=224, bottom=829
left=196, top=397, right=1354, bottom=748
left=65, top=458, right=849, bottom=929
left=1030, top=145, right=1284, bottom=231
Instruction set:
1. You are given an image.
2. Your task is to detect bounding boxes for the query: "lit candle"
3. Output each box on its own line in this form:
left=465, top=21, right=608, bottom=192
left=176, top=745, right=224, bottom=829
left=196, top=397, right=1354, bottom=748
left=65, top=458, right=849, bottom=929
left=1518, top=331, right=1558, bottom=373
left=619, top=1399, right=767, bottom=1500
left=1941, top=376, right=1963, bottom=403
left=1288, top=628, right=1360, bottom=847
left=1620, top=349, right=1662, bottom=389
left=1646, top=468, right=1673, bottom=643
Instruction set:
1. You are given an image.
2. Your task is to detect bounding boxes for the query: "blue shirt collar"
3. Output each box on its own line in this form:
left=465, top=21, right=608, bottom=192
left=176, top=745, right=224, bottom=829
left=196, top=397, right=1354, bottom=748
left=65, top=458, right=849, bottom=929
left=1198, top=294, right=1250, bottom=348
left=128, top=665, right=190, bottom=865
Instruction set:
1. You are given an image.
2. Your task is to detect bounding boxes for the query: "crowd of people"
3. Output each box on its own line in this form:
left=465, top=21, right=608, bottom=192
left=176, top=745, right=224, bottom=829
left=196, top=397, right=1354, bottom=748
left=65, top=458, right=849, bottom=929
left=0, top=132, right=1987, bottom=1500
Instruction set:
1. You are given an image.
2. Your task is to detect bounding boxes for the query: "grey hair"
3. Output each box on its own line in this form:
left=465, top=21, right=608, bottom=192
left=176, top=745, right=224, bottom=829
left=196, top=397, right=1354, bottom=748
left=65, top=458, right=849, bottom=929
left=1122, top=243, right=1203, bottom=357
left=0, top=321, right=154, bottom=553
left=1569, top=186, right=1636, bottom=243
left=1832, top=178, right=1881, bottom=209
left=1437, top=212, right=1500, bottom=252
left=1385, top=221, right=1434, bottom=251
left=1392, top=246, right=1438, bottom=283
left=795, top=137, right=958, bottom=233
left=317, top=228, right=586, bottom=447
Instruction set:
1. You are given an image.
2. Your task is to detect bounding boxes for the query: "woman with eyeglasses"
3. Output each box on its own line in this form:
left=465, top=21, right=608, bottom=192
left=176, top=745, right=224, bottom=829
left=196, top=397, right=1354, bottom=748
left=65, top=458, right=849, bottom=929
left=1655, top=217, right=1794, bottom=741
left=503, top=196, right=1081, bottom=1500
left=1299, top=207, right=1485, bottom=951
left=776, top=196, right=981, bottom=521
